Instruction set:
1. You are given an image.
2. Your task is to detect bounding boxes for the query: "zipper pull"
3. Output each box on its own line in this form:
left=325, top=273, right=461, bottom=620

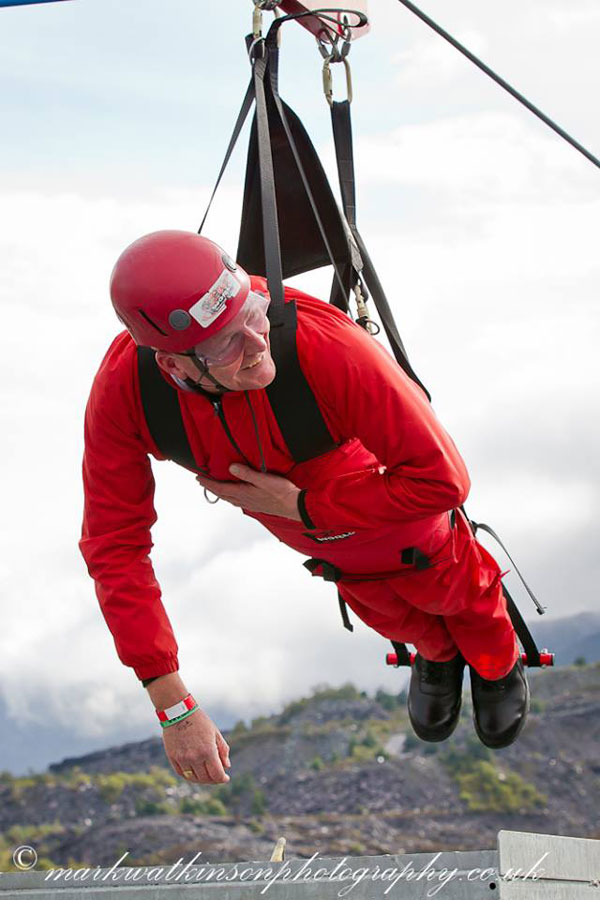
left=212, top=398, right=222, bottom=416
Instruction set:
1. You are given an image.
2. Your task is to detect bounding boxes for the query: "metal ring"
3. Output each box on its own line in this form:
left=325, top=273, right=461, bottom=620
left=253, top=0, right=281, bottom=9
left=204, top=488, right=220, bottom=505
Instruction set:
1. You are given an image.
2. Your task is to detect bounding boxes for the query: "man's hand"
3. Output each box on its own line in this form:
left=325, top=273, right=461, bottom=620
left=196, top=464, right=302, bottom=521
left=162, top=706, right=231, bottom=784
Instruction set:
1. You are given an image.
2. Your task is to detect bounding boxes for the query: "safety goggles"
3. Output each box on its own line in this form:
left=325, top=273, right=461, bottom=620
left=183, top=290, right=271, bottom=368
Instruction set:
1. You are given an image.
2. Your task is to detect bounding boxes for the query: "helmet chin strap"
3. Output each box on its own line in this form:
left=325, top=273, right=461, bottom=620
left=185, top=355, right=232, bottom=394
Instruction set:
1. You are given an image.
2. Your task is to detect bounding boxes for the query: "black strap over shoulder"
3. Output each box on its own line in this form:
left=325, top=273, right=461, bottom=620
left=136, top=347, right=199, bottom=473
left=136, top=324, right=334, bottom=467
left=266, top=300, right=337, bottom=462
left=241, top=38, right=338, bottom=462
left=330, top=98, right=430, bottom=398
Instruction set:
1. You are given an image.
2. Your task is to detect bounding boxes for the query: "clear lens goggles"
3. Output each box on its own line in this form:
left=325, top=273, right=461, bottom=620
left=186, top=290, right=271, bottom=368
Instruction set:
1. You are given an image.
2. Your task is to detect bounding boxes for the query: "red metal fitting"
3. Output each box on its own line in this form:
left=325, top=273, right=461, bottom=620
left=386, top=649, right=555, bottom=668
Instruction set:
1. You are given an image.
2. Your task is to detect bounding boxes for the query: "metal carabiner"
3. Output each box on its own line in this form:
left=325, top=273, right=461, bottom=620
left=252, top=0, right=282, bottom=47
left=353, top=281, right=380, bottom=335
left=252, top=4, right=263, bottom=39
left=322, top=55, right=353, bottom=106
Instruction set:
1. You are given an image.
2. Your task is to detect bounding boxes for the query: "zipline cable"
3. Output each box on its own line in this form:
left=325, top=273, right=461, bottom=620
left=395, top=0, right=600, bottom=171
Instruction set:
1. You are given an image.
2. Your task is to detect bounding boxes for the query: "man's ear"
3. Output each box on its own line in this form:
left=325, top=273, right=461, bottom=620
left=155, top=350, right=187, bottom=380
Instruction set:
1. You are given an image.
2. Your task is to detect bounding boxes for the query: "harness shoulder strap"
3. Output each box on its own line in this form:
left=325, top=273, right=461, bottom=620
left=137, top=332, right=335, bottom=468
left=136, top=346, right=199, bottom=472
left=266, top=299, right=337, bottom=462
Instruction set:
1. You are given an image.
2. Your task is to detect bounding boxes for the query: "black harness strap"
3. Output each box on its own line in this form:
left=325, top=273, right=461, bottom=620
left=266, top=299, right=337, bottom=461
left=391, top=640, right=412, bottom=667
left=303, top=558, right=353, bottom=632
left=330, top=97, right=431, bottom=400
left=251, top=40, right=338, bottom=462
left=197, top=77, right=256, bottom=236
left=136, top=347, right=199, bottom=473
left=304, top=550, right=434, bottom=637
left=502, top=584, right=541, bottom=668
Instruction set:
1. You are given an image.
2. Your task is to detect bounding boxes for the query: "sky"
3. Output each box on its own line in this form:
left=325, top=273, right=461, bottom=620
left=0, top=0, right=598, bottom=774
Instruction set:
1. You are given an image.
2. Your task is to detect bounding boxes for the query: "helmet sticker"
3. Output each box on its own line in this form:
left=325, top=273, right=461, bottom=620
left=189, top=270, right=241, bottom=328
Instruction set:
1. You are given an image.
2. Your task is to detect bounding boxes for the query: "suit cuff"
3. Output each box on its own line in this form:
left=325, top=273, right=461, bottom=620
left=134, top=654, right=179, bottom=682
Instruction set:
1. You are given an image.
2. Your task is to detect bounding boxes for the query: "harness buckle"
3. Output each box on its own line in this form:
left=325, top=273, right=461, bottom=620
left=401, top=547, right=431, bottom=571
left=303, top=558, right=342, bottom=582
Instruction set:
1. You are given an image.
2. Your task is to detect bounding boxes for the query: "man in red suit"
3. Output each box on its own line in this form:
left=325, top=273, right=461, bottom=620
left=80, top=230, right=529, bottom=784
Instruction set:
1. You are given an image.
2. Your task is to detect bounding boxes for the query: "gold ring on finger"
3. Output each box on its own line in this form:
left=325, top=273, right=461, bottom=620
left=182, top=769, right=194, bottom=779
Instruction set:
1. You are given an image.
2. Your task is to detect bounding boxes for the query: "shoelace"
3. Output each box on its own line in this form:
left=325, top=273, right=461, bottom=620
left=419, top=659, right=446, bottom=685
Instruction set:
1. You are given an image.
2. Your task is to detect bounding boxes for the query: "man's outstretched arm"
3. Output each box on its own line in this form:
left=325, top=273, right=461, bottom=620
left=79, top=340, right=179, bottom=682
left=80, top=337, right=230, bottom=783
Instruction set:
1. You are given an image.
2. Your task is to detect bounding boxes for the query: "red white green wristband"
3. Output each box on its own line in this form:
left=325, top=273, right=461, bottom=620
left=156, top=694, right=198, bottom=729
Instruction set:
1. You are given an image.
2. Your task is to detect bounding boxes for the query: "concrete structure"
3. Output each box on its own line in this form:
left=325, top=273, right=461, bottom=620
left=0, top=831, right=598, bottom=898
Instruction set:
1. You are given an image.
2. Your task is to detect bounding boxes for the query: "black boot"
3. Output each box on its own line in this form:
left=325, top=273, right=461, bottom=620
left=408, top=653, right=465, bottom=742
left=470, top=658, right=530, bottom=749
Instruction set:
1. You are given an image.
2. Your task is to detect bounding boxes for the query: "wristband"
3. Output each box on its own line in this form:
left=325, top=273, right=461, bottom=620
left=159, top=705, right=198, bottom=729
left=156, top=694, right=198, bottom=726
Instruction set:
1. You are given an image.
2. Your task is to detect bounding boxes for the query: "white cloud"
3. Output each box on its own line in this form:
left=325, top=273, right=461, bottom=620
left=549, top=5, right=600, bottom=29
left=392, top=30, right=488, bottom=89
left=354, top=112, right=589, bottom=199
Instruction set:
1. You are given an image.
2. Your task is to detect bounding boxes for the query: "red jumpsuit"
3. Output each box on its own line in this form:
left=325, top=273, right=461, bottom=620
left=80, top=278, right=519, bottom=682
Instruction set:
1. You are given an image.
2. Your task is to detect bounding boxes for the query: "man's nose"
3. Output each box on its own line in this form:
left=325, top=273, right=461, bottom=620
left=243, top=326, right=268, bottom=352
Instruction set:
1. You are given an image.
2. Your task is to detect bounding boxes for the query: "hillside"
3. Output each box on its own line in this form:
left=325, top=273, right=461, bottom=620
left=1, top=662, right=599, bottom=871
left=1, top=611, right=598, bottom=778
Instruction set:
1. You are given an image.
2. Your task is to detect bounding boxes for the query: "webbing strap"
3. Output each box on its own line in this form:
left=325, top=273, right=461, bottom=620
left=198, top=77, right=256, bottom=235
left=328, top=101, right=358, bottom=313
left=330, top=98, right=431, bottom=400
left=502, top=583, right=542, bottom=668
left=252, top=49, right=285, bottom=315
left=264, top=35, right=362, bottom=306
left=136, top=347, right=199, bottom=473
left=338, top=591, right=354, bottom=632
left=391, top=640, right=412, bottom=667
left=252, top=40, right=338, bottom=461
left=330, top=100, right=357, bottom=229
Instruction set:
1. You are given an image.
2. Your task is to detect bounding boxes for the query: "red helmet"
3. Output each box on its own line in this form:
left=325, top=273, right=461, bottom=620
left=109, top=230, right=251, bottom=352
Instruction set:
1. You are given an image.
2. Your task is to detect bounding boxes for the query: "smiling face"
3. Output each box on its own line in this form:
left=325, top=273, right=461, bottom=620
left=155, top=301, right=277, bottom=393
